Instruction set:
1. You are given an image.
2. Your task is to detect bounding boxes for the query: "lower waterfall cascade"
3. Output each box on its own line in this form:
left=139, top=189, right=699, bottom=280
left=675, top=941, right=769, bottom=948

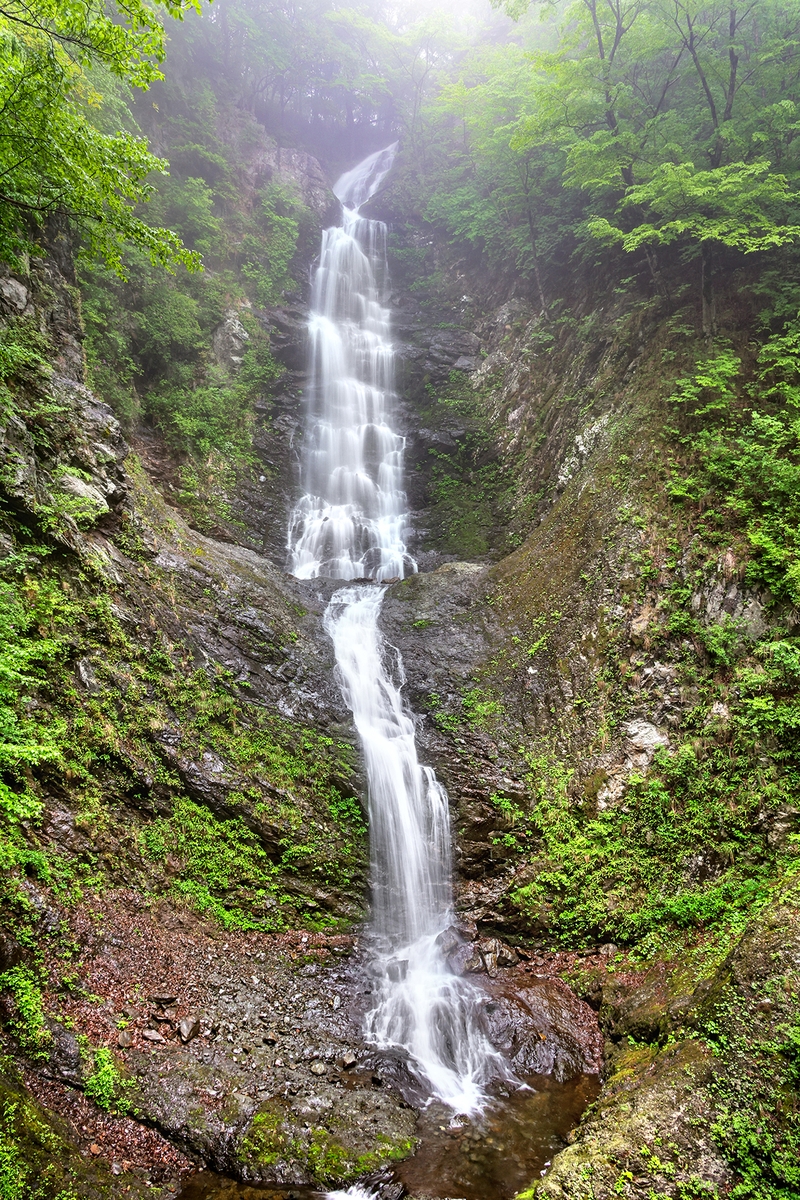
left=287, top=144, right=509, bottom=1118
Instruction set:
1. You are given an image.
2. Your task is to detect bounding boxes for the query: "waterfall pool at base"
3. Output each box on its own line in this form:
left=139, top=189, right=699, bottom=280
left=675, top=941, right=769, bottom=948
left=174, top=1070, right=600, bottom=1200
left=392, top=1073, right=601, bottom=1199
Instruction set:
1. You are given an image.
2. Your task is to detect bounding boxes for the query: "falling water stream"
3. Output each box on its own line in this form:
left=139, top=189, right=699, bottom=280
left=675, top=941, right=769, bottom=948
left=177, top=147, right=599, bottom=1200
left=288, top=144, right=507, bottom=1116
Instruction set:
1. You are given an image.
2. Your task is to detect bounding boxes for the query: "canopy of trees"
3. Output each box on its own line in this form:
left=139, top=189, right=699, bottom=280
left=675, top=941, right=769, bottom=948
left=3, top=0, right=800, bottom=583
left=0, top=0, right=202, bottom=271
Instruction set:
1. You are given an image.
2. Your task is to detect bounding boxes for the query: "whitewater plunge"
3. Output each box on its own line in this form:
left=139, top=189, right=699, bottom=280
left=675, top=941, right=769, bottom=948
left=288, top=145, right=508, bottom=1118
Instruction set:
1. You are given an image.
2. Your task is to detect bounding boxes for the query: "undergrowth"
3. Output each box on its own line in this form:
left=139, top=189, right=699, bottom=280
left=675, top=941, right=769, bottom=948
left=504, top=600, right=800, bottom=956
left=0, top=545, right=365, bottom=935
left=665, top=318, right=800, bottom=606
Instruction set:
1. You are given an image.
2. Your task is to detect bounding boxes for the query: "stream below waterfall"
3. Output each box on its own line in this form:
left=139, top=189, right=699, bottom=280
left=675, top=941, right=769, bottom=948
left=176, top=1071, right=598, bottom=1200
left=176, top=144, right=599, bottom=1200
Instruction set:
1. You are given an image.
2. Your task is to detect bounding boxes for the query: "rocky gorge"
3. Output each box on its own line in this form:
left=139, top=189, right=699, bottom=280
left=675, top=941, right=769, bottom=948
left=2, top=32, right=800, bottom=1200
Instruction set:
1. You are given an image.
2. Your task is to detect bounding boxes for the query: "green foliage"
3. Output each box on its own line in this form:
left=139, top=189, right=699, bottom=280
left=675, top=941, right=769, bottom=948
left=0, top=584, right=61, bottom=824
left=461, top=687, right=504, bottom=729
left=241, top=184, right=309, bottom=306
left=0, top=967, right=51, bottom=1060
left=427, top=684, right=505, bottom=734
left=141, top=796, right=282, bottom=931
left=0, top=1112, right=25, bottom=1200
left=0, top=322, right=48, bottom=387
left=700, top=992, right=800, bottom=1200
left=0, top=0, right=203, bottom=273
left=0, top=554, right=364, bottom=936
left=404, top=0, right=800, bottom=321
left=81, top=1044, right=133, bottom=1114
left=79, top=95, right=298, bottom=530
left=666, top=326, right=800, bottom=604
left=591, top=161, right=800, bottom=257
left=424, top=42, right=568, bottom=302
left=241, top=1106, right=286, bottom=1166
left=509, top=613, right=800, bottom=953
left=0, top=1081, right=117, bottom=1199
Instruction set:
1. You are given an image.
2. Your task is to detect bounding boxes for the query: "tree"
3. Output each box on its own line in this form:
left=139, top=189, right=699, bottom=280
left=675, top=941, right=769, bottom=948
left=590, top=159, right=800, bottom=334
left=0, top=0, right=204, bottom=273
left=484, top=0, right=800, bottom=325
left=427, top=43, right=568, bottom=310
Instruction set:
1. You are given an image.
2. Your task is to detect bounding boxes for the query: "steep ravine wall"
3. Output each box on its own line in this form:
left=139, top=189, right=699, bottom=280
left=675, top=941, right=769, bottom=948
left=2, top=148, right=799, bottom=1200
left=375, top=212, right=800, bottom=1196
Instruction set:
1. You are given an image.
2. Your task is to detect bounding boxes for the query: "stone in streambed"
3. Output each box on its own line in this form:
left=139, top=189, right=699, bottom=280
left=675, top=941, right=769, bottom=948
left=179, top=1016, right=201, bottom=1043
left=148, top=992, right=179, bottom=1006
left=482, top=977, right=603, bottom=1081
left=435, top=925, right=463, bottom=957
left=461, top=945, right=486, bottom=974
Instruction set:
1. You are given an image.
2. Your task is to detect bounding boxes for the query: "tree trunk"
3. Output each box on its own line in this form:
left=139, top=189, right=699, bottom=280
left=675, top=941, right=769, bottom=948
left=526, top=209, right=548, bottom=315
left=701, top=243, right=717, bottom=340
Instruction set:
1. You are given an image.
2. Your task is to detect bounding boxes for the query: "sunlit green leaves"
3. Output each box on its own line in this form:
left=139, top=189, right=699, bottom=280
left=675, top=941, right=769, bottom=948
left=591, top=161, right=800, bottom=256
left=0, top=0, right=204, bottom=271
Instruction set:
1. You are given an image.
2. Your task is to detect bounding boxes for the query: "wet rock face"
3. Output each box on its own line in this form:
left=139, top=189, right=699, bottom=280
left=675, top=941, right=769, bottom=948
left=480, top=977, right=603, bottom=1083
left=224, top=267, right=495, bottom=573
left=229, top=298, right=320, bottom=564
left=1, top=242, right=370, bottom=922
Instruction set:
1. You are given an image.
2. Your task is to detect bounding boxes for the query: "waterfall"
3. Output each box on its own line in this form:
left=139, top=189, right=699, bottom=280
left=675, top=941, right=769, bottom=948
left=286, top=143, right=410, bottom=582
left=287, top=145, right=507, bottom=1118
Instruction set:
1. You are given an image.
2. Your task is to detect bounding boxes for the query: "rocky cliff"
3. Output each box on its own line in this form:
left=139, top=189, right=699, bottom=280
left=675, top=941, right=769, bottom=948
left=2, top=145, right=799, bottom=1200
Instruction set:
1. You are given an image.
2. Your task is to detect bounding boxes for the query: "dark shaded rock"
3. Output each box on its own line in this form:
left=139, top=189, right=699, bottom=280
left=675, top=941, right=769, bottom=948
left=149, top=993, right=179, bottom=1007
left=481, top=978, right=603, bottom=1082
left=45, top=1021, right=82, bottom=1085
left=0, top=930, right=24, bottom=972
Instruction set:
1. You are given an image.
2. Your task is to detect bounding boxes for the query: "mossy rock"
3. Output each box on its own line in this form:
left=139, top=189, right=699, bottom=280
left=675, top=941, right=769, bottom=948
left=0, top=1061, right=154, bottom=1199
left=238, top=1092, right=416, bottom=1186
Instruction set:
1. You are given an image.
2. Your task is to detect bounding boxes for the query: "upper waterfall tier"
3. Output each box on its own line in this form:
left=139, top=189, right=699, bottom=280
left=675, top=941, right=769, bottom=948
left=287, top=142, right=413, bottom=582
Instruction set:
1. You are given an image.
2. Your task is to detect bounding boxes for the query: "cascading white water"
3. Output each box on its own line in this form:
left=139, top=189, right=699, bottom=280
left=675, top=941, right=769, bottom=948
left=288, top=144, right=507, bottom=1120
left=324, top=588, right=508, bottom=1114
left=287, top=143, right=410, bottom=582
